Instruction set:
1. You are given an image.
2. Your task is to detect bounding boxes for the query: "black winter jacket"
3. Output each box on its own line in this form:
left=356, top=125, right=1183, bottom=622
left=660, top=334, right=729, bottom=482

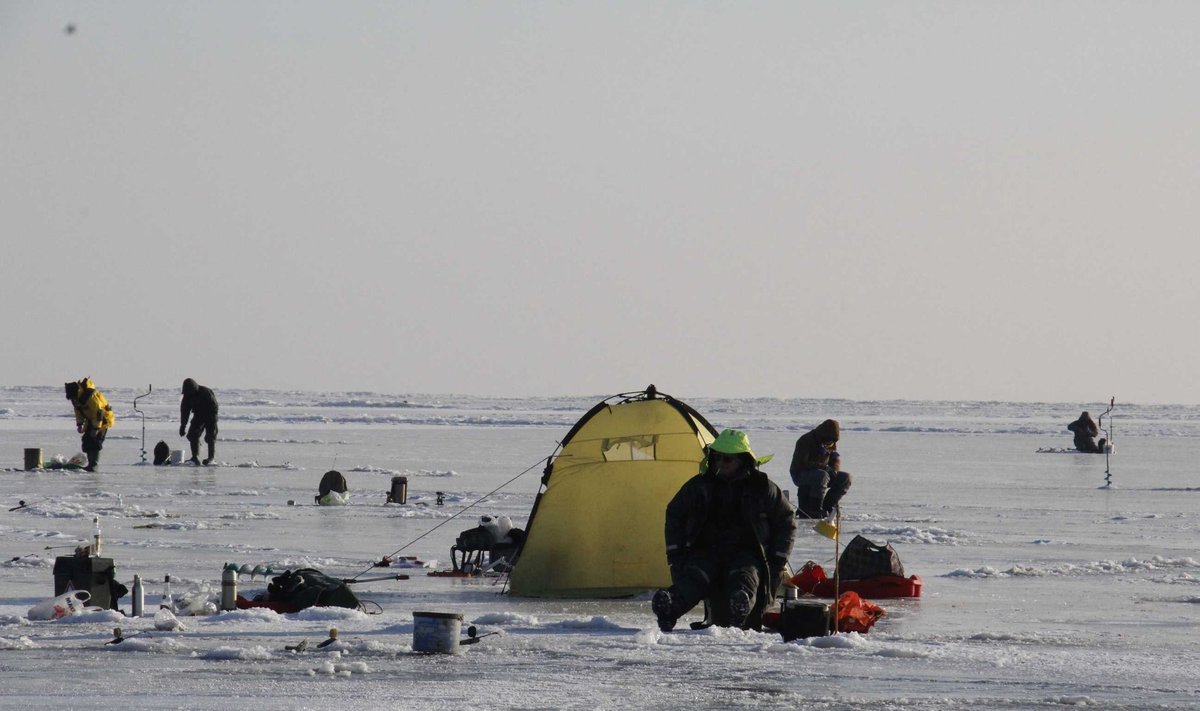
left=789, top=419, right=841, bottom=478
left=181, top=386, right=219, bottom=426
left=664, top=468, right=796, bottom=575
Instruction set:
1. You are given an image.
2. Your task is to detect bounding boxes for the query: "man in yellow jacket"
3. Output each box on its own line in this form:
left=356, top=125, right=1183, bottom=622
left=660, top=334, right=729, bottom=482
left=64, top=377, right=115, bottom=472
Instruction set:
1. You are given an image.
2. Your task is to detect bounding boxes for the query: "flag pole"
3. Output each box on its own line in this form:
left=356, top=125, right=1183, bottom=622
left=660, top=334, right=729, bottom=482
left=832, top=506, right=841, bottom=634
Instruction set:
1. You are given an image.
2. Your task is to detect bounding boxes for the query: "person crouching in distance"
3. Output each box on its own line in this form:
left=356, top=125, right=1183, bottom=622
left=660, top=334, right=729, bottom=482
left=789, top=418, right=852, bottom=520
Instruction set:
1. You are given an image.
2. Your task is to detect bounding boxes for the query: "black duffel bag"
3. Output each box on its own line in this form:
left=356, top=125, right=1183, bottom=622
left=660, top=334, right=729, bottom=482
left=838, top=535, right=906, bottom=580
left=266, top=568, right=361, bottom=611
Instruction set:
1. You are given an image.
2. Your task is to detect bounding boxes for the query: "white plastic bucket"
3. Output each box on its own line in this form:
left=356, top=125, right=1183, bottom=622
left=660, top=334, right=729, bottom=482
left=412, top=611, right=462, bottom=654
left=169, top=450, right=183, bottom=464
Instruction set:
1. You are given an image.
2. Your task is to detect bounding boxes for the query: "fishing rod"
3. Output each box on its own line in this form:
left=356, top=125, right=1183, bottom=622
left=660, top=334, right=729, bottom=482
left=133, top=385, right=152, bottom=463
left=9, top=498, right=40, bottom=512
left=342, top=573, right=410, bottom=584
left=347, top=454, right=551, bottom=582
left=460, top=625, right=500, bottom=645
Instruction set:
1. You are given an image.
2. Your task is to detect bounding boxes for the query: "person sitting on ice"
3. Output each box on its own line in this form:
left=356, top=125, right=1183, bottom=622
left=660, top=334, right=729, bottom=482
left=652, top=429, right=795, bottom=632
left=1067, top=411, right=1106, bottom=453
left=315, top=470, right=348, bottom=505
left=152, top=440, right=172, bottom=465
left=789, top=418, right=852, bottom=519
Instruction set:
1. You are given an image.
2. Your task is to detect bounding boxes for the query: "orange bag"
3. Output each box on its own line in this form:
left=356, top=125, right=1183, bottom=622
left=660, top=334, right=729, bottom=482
left=832, top=590, right=885, bottom=633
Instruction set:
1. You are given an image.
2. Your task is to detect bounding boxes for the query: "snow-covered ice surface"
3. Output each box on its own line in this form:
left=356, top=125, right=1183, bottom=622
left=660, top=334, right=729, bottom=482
left=1, top=387, right=1198, bottom=709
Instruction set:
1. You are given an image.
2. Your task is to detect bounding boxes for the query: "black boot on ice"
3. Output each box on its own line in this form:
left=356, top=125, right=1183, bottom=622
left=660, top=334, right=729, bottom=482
left=652, top=588, right=679, bottom=632
left=729, top=589, right=752, bottom=629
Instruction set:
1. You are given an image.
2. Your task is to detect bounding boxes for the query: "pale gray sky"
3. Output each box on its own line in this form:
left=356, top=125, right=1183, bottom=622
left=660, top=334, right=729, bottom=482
left=3, top=2, right=1198, bottom=403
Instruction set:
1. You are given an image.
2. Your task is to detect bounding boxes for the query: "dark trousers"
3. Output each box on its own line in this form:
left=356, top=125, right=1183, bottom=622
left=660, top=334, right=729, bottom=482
left=670, top=547, right=761, bottom=624
left=81, top=428, right=106, bottom=468
left=186, top=417, right=218, bottom=458
left=186, top=417, right=218, bottom=445
left=794, top=469, right=852, bottom=518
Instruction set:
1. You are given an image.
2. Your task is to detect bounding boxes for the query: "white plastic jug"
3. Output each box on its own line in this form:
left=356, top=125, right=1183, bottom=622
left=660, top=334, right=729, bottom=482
left=28, top=590, right=91, bottom=621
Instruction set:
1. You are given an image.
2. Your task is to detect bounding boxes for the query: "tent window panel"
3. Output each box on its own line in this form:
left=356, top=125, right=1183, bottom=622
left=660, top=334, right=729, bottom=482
left=602, top=435, right=658, bottom=461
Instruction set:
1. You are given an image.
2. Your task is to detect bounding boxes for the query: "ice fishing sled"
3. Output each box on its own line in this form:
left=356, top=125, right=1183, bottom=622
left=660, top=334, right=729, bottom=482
left=1037, top=443, right=1115, bottom=454
left=790, top=536, right=923, bottom=599
left=792, top=568, right=923, bottom=599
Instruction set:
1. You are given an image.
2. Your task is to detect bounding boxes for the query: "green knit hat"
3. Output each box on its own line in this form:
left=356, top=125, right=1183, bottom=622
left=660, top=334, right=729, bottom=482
left=709, top=428, right=774, bottom=465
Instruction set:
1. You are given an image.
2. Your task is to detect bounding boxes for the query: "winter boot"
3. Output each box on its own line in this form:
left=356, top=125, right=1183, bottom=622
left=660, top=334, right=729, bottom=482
left=84, top=451, right=98, bottom=473
left=729, top=589, right=752, bottom=629
left=203, top=442, right=215, bottom=466
left=652, top=588, right=680, bottom=632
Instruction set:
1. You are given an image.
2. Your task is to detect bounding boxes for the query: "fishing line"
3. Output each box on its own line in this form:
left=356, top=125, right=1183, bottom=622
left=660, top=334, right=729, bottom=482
left=347, top=454, right=551, bottom=582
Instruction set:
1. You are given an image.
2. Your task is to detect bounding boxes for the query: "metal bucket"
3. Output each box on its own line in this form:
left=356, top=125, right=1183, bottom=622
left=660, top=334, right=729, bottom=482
left=412, top=611, right=462, bottom=654
left=389, top=476, right=408, bottom=504
left=24, top=448, right=43, bottom=470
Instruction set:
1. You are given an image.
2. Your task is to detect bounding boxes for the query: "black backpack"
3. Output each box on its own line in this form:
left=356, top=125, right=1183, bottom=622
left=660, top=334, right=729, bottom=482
left=266, top=568, right=361, bottom=611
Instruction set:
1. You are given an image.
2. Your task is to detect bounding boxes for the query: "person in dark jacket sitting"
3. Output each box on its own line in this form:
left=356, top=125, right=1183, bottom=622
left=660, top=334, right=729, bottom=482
left=789, top=418, right=852, bottom=519
left=180, top=378, right=219, bottom=465
left=652, top=429, right=796, bottom=632
left=1067, top=411, right=1104, bottom=453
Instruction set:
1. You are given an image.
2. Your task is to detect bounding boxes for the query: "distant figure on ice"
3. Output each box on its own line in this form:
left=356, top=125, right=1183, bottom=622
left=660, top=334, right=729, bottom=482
left=64, top=377, right=115, bottom=472
left=153, top=440, right=171, bottom=466
left=316, top=470, right=348, bottom=505
left=1067, top=411, right=1107, bottom=453
left=789, top=419, right=853, bottom=519
left=180, top=378, right=219, bottom=465
left=652, top=429, right=796, bottom=632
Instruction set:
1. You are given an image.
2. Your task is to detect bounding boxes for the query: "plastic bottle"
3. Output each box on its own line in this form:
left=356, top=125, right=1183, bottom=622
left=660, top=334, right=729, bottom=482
left=92, top=516, right=102, bottom=556
left=160, top=575, right=174, bottom=611
left=131, top=574, right=144, bottom=617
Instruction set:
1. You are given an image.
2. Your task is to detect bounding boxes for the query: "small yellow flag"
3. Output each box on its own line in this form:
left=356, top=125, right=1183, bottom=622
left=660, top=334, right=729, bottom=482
left=814, top=519, right=839, bottom=540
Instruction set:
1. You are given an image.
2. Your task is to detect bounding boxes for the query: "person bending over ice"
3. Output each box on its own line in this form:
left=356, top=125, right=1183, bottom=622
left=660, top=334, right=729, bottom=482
left=180, top=378, right=219, bottom=465
left=652, top=429, right=796, bottom=632
left=65, top=377, right=115, bottom=472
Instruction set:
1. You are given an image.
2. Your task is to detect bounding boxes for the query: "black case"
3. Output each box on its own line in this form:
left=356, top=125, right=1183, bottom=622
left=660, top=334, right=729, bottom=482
left=53, top=556, right=122, bottom=610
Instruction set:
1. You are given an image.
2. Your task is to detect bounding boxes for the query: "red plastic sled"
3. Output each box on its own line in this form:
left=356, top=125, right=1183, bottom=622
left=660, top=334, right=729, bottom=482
left=790, top=561, right=922, bottom=599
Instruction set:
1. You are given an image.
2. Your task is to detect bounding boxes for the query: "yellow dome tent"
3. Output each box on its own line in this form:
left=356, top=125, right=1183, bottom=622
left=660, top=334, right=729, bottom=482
left=508, top=386, right=717, bottom=597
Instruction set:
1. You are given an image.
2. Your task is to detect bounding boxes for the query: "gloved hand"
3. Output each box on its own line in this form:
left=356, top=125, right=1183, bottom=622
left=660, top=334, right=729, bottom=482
left=77, top=424, right=84, bottom=434
left=179, top=426, right=186, bottom=437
